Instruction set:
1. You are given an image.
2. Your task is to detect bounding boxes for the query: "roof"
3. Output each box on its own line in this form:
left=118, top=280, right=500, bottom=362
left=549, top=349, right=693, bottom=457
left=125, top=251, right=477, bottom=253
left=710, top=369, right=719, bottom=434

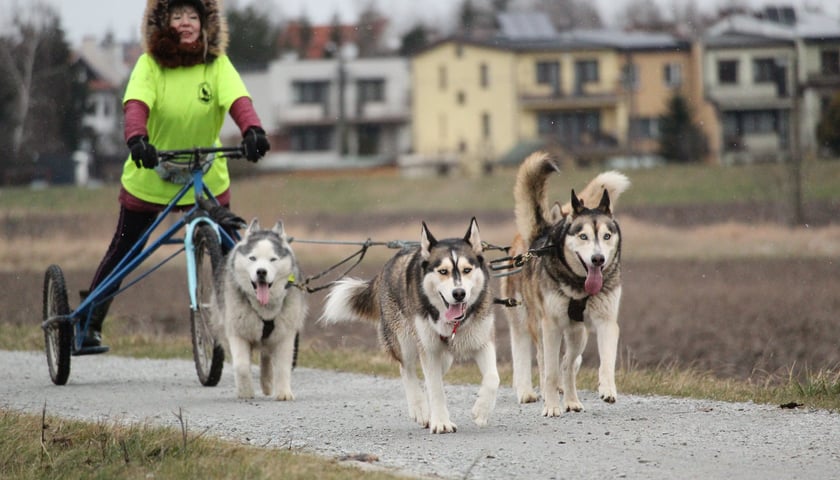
left=705, top=8, right=840, bottom=43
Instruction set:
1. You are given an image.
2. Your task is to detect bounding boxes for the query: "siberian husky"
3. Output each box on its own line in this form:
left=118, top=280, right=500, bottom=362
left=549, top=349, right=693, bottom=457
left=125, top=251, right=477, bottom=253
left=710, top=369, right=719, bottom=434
left=321, top=218, right=499, bottom=434
left=213, top=219, right=307, bottom=400
left=500, top=151, right=629, bottom=416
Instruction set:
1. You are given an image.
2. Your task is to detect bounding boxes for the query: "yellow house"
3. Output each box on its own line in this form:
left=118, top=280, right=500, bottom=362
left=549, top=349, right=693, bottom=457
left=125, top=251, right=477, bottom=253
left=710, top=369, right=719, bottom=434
left=411, top=30, right=716, bottom=169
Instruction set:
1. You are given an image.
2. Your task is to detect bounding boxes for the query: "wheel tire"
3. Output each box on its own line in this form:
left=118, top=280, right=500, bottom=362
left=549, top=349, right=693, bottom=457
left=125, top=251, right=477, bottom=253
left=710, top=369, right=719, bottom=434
left=190, top=224, right=225, bottom=386
left=43, top=264, right=72, bottom=385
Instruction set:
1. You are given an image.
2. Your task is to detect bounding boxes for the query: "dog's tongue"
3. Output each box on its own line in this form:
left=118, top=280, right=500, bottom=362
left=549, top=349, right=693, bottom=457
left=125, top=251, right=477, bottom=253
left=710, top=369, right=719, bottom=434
left=445, top=303, right=466, bottom=322
left=584, top=266, right=603, bottom=295
left=256, top=283, right=271, bottom=306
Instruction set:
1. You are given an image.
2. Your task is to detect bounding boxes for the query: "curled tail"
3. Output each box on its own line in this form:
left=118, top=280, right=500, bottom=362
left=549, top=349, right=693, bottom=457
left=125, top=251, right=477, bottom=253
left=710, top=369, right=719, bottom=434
left=319, top=277, right=380, bottom=325
left=513, top=151, right=559, bottom=243
left=559, top=170, right=631, bottom=215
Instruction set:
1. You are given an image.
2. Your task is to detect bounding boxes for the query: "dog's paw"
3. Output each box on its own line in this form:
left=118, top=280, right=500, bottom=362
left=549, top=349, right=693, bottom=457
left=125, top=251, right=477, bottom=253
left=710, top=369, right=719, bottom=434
left=430, top=420, right=457, bottom=434
left=408, top=402, right=430, bottom=427
left=472, top=404, right=490, bottom=427
left=542, top=404, right=563, bottom=417
left=274, top=390, right=295, bottom=401
left=237, top=389, right=255, bottom=400
left=564, top=400, right=585, bottom=412
left=516, top=389, right=540, bottom=404
left=599, top=385, right=617, bottom=403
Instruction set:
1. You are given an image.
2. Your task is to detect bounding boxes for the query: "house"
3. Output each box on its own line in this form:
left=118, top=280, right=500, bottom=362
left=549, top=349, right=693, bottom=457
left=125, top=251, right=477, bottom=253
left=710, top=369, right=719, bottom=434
left=223, top=52, right=411, bottom=171
left=73, top=37, right=137, bottom=181
left=703, top=6, right=840, bottom=164
left=410, top=12, right=711, bottom=172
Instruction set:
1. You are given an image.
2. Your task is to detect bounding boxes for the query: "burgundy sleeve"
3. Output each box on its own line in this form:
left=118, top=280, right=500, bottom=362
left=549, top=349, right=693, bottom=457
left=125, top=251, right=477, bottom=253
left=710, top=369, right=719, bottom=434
left=123, top=100, right=150, bottom=142
left=229, top=96, right=263, bottom=136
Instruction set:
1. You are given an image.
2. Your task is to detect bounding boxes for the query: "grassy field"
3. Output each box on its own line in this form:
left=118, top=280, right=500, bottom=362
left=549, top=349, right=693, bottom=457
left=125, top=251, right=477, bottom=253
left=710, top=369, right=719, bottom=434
left=2, top=157, right=838, bottom=214
left=2, top=158, right=839, bottom=479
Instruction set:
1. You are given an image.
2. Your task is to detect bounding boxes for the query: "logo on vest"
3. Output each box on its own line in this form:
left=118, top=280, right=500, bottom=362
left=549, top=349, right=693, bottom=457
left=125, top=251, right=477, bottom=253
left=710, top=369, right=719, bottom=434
left=198, top=82, right=213, bottom=104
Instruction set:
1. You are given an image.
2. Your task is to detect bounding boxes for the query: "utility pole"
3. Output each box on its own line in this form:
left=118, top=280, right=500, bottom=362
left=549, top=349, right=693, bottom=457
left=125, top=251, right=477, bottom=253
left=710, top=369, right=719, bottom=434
left=789, top=44, right=804, bottom=226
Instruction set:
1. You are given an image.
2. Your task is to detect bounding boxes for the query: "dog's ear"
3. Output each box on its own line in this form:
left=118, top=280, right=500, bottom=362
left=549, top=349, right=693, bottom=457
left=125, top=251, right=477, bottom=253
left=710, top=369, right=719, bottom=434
left=571, top=189, right=586, bottom=216
left=597, top=189, right=612, bottom=214
left=464, top=217, right=482, bottom=254
left=549, top=201, right=566, bottom=224
left=271, top=220, right=285, bottom=238
left=420, top=221, right=437, bottom=260
left=245, top=218, right=260, bottom=236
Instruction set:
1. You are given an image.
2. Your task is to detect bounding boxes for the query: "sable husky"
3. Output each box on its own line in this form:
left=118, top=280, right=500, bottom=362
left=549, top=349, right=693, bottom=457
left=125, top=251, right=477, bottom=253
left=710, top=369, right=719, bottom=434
left=320, top=219, right=499, bottom=434
left=501, top=151, right=629, bottom=416
left=213, top=219, right=307, bottom=400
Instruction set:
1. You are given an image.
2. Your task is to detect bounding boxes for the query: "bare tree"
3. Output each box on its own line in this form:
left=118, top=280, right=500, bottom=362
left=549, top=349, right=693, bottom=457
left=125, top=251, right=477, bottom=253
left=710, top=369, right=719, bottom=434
left=0, top=1, right=86, bottom=181
left=616, top=0, right=667, bottom=31
left=533, top=0, right=603, bottom=30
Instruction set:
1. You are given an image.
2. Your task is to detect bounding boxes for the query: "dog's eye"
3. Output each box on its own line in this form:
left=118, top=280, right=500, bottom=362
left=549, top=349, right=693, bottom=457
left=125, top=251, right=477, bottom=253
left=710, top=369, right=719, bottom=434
left=603, top=233, right=611, bottom=240
left=579, top=234, right=588, bottom=241
left=437, top=269, right=449, bottom=276
left=462, top=267, right=472, bottom=274
left=249, top=256, right=256, bottom=261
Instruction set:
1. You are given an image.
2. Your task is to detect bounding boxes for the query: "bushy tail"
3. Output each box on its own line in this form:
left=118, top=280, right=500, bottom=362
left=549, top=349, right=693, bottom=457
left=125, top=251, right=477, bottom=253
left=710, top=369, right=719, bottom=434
left=513, top=151, right=559, bottom=243
left=559, top=170, right=631, bottom=215
left=319, top=277, right=380, bottom=325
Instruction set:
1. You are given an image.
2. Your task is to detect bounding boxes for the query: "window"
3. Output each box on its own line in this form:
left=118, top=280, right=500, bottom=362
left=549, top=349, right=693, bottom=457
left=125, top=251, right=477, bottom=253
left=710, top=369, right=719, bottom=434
left=664, top=63, right=682, bottom=88
left=630, top=117, right=659, bottom=139
left=457, top=90, right=466, bottom=105
left=482, top=112, right=491, bottom=138
left=357, top=79, right=384, bottom=103
left=575, top=59, right=599, bottom=83
left=480, top=63, right=489, bottom=88
left=293, top=81, right=328, bottom=104
left=753, top=58, right=776, bottom=83
left=718, top=60, right=738, bottom=84
left=290, top=126, right=331, bottom=151
left=537, top=110, right=600, bottom=146
left=821, top=50, right=840, bottom=75
left=536, top=61, right=559, bottom=84
left=439, top=65, right=447, bottom=90
left=622, top=64, right=638, bottom=90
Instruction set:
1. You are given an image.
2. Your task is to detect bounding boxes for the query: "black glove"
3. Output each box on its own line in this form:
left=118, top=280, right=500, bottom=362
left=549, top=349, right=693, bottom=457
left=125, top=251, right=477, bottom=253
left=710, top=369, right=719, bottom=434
left=127, top=135, right=158, bottom=169
left=242, top=126, right=270, bottom=162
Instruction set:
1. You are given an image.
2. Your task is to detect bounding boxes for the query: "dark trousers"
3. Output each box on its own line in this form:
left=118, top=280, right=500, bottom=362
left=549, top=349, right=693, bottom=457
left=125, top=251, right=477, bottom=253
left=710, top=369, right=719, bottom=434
left=88, top=204, right=235, bottom=297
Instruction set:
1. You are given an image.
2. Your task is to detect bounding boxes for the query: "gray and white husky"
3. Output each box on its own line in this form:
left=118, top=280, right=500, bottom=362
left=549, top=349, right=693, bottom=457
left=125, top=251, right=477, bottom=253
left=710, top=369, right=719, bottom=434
left=500, top=151, right=629, bottom=416
left=320, top=219, right=499, bottom=434
left=213, top=219, right=307, bottom=400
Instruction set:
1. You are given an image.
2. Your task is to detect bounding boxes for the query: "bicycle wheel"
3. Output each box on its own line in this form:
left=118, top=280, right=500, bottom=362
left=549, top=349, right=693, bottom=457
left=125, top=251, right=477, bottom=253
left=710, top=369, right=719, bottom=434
left=43, top=264, right=73, bottom=385
left=190, top=224, right=225, bottom=386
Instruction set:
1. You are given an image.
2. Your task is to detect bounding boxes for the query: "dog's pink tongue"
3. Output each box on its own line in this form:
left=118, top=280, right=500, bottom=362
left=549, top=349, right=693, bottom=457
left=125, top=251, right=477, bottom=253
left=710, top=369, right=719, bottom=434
left=585, top=266, right=603, bottom=295
left=445, top=303, right=466, bottom=321
left=256, top=283, right=271, bottom=306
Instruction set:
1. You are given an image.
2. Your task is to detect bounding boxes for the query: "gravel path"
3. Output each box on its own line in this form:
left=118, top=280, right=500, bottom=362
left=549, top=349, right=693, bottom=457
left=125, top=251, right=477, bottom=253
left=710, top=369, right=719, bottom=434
left=2, top=350, right=839, bottom=479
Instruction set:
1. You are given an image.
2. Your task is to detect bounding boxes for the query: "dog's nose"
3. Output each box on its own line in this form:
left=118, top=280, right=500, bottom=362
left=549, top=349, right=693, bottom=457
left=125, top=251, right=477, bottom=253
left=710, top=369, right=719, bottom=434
left=256, top=268, right=267, bottom=280
left=452, top=288, right=466, bottom=302
left=591, top=253, right=605, bottom=267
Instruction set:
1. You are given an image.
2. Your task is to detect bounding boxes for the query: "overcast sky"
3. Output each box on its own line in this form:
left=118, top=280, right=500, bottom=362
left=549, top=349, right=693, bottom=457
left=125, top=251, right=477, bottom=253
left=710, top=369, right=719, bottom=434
left=0, top=0, right=836, bottom=46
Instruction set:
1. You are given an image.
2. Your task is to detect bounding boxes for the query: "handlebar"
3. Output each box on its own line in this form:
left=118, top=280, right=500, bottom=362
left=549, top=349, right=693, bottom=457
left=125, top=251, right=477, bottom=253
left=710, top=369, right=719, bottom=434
left=157, top=146, right=245, bottom=163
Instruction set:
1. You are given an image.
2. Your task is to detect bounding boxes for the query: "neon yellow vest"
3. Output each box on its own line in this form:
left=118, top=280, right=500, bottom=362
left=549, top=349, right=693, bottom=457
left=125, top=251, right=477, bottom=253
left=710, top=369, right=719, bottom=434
left=121, top=54, right=249, bottom=205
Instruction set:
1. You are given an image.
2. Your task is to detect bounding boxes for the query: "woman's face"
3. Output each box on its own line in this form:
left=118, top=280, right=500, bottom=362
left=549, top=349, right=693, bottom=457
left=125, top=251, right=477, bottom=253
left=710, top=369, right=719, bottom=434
left=169, top=5, right=201, bottom=44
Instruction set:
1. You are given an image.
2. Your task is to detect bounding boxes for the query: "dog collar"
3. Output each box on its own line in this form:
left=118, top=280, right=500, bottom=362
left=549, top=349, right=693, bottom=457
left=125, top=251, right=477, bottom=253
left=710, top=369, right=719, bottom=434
left=440, top=321, right=461, bottom=343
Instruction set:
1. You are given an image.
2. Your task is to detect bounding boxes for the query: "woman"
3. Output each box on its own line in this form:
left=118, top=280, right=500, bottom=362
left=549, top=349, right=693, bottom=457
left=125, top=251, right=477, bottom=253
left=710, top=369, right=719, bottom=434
left=80, top=0, right=269, bottom=352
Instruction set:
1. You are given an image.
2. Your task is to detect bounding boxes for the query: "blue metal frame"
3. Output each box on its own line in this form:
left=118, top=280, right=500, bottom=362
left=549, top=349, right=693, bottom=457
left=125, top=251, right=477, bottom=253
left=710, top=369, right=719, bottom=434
left=59, top=148, right=241, bottom=354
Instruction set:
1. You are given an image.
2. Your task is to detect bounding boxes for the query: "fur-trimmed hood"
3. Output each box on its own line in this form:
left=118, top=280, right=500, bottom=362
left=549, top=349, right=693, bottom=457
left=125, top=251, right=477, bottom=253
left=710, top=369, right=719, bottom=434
left=142, top=0, right=228, bottom=67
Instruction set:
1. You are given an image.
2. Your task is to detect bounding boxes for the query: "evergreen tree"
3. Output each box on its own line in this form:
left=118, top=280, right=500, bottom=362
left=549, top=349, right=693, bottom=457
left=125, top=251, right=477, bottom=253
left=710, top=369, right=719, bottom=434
left=658, top=93, right=708, bottom=163
left=227, top=5, right=279, bottom=69
left=399, top=23, right=430, bottom=57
